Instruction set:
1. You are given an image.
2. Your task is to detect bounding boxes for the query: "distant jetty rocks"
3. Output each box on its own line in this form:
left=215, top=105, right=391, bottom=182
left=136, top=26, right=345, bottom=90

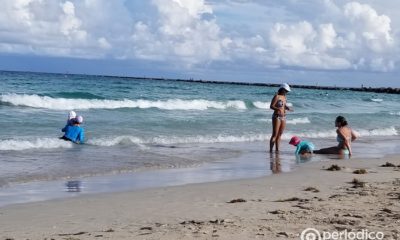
left=2, top=70, right=399, bottom=94
left=172, top=79, right=400, bottom=95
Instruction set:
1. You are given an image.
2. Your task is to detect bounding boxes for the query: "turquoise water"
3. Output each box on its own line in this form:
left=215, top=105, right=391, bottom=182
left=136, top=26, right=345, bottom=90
left=0, top=71, right=399, bottom=187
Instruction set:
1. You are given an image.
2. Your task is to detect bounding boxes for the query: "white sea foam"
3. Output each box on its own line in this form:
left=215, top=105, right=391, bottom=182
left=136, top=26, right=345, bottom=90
left=0, top=138, right=73, bottom=151
left=87, top=136, right=145, bottom=146
left=253, top=101, right=270, bottom=109
left=286, top=117, right=310, bottom=125
left=354, top=126, right=398, bottom=137
left=371, top=98, right=383, bottom=102
left=88, top=134, right=268, bottom=146
left=389, top=112, right=400, bottom=116
left=87, top=127, right=398, bottom=147
left=0, top=94, right=247, bottom=111
left=287, top=127, right=397, bottom=139
left=258, top=119, right=273, bottom=123
left=258, top=117, right=310, bottom=125
left=285, top=130, right=337, bottom=139
left=1, top=126, right=397, bottom=151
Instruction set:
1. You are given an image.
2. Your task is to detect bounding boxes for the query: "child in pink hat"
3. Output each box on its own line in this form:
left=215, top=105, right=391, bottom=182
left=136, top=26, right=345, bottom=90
left=289, top=136, right=314, bottom=155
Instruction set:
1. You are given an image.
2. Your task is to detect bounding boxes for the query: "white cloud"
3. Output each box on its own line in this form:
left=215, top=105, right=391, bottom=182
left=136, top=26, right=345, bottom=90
left=130, top=0, right=228, bottom=66
left=0, top=0, right=125, bottom=58
left=270, top=21, right=315, bottom=55
left=0, top=0, right=398, bottom=73
left=98, top=37, right=111, bottom=49
left=265, top=21, right=350, bottom=70
left=316, top=24, right=337, bottom=51
left=344, top=2, right=393, bottom=52
left=60, top=1, right=87, bottom=41
left=255, top=1, right=397, bottom=72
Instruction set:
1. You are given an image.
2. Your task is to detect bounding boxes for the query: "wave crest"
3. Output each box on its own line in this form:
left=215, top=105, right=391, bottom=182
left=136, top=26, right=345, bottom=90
left=1, top=127, right=396, bottom=151
left=258, top=117, right=311, bottom=125
left=0, top=94, right=247, bottom=111
left=0, top=138, right=73, bottom=151
left=87, top=127, right=397, bottom=147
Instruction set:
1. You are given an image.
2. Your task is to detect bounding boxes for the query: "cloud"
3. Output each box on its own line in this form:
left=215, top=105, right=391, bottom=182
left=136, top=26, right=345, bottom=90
left=266, top=21, right=350, bottom=70
left=0, top=0, right=131, bottom=58
left=60, top=1, right=87, bottom=41
left=0, top=0, right=398, bottom=73
left=130, top=0, right=229, bottom=66
left=257, top=1, right=396, bottom=72
left=344, top=2, right=393, bottom=52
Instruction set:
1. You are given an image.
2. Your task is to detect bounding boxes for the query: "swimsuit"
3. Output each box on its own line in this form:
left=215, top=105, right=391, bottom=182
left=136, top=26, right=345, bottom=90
left=341, top=149, right=350, bottom=155
left=336, top=135, right=351, bottom=154
left=272, top=99, right=286, bottom=121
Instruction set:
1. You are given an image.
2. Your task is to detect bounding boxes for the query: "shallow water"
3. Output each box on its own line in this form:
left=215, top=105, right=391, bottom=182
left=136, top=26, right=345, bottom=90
left=0, top=71, right=399, bottom=194
left=1, top=138, right=399, bottom=207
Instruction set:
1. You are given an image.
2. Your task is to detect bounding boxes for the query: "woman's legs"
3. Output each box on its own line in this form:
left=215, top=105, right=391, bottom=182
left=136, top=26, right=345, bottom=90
left=275, top=119, right=286, bottom=152
left=314, top=146, right=341, bottom=154
left=269, top=117, right=281, bottom=152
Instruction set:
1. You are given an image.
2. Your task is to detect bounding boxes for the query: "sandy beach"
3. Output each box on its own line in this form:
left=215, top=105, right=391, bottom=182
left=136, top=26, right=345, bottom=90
left=1, top=155, right=399, bottom=240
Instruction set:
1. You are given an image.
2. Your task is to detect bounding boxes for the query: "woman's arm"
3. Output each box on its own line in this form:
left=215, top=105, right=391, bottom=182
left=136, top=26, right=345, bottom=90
left=337, top=129, right=352, bottom=155
left=344, top=139, right=351, bottom=155
left=351, top=130, right=357, bottom=141
left=285, top=103, right=293, bottom=112
left=270, top=95, right=279, bottom=111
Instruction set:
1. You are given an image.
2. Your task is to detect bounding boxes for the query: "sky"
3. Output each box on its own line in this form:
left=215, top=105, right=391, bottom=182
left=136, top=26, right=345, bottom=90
left=0, top=0, right=400, bottom=87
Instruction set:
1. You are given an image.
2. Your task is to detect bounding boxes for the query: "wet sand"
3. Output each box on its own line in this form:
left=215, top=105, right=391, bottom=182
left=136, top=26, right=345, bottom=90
left=0, top=155, right=399, bottom=240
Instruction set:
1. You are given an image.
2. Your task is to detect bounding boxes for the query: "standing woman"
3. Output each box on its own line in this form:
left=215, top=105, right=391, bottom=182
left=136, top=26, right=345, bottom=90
left=269, top=83, right=292, bottom=152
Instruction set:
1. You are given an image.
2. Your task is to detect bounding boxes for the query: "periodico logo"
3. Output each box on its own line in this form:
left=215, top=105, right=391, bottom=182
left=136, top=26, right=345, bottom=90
left=300, top=228, right=385, bottom=240
left=301, top=228, right=321, bottom=240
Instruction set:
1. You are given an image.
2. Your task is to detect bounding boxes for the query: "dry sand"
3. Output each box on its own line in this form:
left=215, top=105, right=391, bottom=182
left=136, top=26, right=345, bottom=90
left=1, top=155, right=399, bottom=240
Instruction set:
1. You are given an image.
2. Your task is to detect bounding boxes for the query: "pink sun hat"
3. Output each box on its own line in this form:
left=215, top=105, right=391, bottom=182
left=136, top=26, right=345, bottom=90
left=289, top=136, right=301, bottom=145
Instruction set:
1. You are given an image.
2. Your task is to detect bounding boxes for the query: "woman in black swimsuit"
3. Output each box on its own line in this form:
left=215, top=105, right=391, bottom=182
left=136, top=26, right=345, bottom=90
left=269, top=83, right=292, bottom=152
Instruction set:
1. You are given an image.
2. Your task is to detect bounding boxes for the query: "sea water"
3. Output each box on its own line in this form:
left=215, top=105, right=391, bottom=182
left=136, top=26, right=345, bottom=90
left=0, top=71, right=399, bottom=189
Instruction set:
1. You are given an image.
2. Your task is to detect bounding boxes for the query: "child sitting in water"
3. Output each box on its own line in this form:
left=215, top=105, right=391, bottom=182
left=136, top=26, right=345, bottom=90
left=61, top=115, right=85, bottom=144
left=62, top=111, right=76, bottom=132
left=289, top=136, right=314, bottom=155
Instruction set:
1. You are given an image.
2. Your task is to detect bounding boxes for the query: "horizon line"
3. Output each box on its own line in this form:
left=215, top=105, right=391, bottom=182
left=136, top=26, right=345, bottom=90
left=1, top=69, right=399, bottom=94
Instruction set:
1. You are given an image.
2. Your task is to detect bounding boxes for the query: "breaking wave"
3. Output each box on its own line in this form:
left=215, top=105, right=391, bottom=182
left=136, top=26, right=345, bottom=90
left=0, top=94, right=247, bottom=111
left=0, top=127, right=397, bottom=151
left=0, top=138, right=73, bottom=151
left=258, top=117, right=311, bottom=125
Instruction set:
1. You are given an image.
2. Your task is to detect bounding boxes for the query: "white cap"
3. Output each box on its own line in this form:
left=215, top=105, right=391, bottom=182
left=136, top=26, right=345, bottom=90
left=280, top=83, right=291, bottom=92
left=68, top=111, right=76, bottom=120
left=75, top=115, right=83, bottom=124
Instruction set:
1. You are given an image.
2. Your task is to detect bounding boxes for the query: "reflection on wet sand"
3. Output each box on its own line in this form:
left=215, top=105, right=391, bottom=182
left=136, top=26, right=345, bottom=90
left=269, top=152, right=282, bottom=174
left=295, top=153, right=313, bottom=164
left=65, top=180, right=82, bottom=192
left=270, top=152, right=316, bottom=174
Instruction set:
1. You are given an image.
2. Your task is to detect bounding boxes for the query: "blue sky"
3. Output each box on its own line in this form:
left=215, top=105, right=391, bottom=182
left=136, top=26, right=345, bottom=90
left=0, top=0, right=399, bottom=87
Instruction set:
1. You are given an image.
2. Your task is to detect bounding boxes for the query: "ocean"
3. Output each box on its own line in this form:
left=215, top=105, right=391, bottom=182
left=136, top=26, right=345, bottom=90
left=0, top=71, right=399, bottom=197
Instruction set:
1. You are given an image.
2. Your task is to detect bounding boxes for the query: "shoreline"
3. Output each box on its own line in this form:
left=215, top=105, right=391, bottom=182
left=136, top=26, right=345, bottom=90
left=2, top=137, right=400, bottom=208
left=2, top=70, right=400, bottom=94
left=2, top=137, right=400, bottom=207
left=1, top=155, right=399, bottom=239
